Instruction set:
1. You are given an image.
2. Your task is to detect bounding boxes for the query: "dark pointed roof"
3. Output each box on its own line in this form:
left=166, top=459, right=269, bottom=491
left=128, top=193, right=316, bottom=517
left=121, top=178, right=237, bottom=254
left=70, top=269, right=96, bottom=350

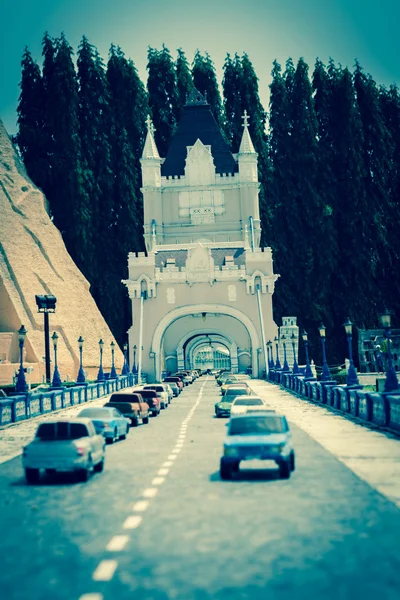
left=161, top=89, right=238, bottom=177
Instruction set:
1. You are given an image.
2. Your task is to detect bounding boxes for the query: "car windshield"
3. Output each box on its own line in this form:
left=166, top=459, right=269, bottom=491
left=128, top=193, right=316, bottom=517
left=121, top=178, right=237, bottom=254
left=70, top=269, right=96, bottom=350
left=220, top=397, right=234, bottom=403
left=78, top=409, right=111, bottom=419
left=229, top=416, right=284, bottom=436
left=226, top=388, right=249, bottom=396
left=110, top=395, right=136, bottom=403
left=233, top=398, right=264, bottom=406
left=36, top=422, right=89, bottom=440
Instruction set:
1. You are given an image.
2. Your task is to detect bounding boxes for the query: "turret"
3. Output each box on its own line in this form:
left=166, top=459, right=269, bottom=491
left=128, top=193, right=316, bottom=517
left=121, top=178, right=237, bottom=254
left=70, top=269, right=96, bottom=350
left=140, top=116, right=161, bottom=188
left=140, top=116, right=162, bottom=251
left=237, top=110, right=258, bottom=183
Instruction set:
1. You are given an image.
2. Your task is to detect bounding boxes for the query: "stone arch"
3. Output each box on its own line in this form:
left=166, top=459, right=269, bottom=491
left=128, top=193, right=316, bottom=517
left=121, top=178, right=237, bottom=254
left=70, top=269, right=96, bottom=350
left=151, top=304, right=260, bottom=380
left=191, top=339, right=231, bottom=371
left=176, top=328, right=238, bottom=372
left=186, top=335, right=233, bottom=371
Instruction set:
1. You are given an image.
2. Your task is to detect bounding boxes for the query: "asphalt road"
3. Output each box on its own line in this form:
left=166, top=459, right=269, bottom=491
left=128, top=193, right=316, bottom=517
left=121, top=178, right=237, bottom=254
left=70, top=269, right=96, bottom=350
left=1, top=376, right=400, bottom=600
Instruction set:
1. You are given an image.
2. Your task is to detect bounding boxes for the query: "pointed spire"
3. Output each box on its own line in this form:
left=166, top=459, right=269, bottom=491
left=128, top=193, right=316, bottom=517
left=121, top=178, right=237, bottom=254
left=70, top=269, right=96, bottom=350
left=142, top=115, right=160, bottom=159
left=238, top=110, right=256, bottom=154
left=185, top=87, right=207, bottom=106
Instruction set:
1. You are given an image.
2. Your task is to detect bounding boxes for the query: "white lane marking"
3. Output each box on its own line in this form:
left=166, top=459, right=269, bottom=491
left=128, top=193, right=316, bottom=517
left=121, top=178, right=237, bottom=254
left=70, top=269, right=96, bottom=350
left=178, top=435, right=186, bottom=439
left=123, top=515, right=143, bottom=529
left=79, top=594, right=103, bottom=600
left=92, top=560, right=118, bottom=581
left=132, top=500, right=149, bottom=512
left=162, top=461, right=173, bottom=467
left=172, top=448, right=181, bottom=454
left=167, top=454, right=177, bottom=460
left=143, top=487, right=158, bottom=498
left=175, top=442, right=184, bottom=448
left=106, top=535, right=130, bottom=551
left=158, top=468, right=169, bottom=476
left=152, top=476, right=165, bottom=485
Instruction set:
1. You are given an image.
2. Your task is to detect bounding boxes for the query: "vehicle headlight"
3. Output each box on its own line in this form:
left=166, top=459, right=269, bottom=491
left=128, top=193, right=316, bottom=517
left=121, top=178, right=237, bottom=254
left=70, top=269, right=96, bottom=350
left=224, top=446, right=239, bottom=457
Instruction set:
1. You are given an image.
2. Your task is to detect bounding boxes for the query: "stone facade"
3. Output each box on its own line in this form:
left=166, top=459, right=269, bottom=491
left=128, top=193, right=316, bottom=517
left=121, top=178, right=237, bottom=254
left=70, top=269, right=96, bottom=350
left=124, top=93, right=281, bottom=382
left=0, top=119, right=123, bottom=384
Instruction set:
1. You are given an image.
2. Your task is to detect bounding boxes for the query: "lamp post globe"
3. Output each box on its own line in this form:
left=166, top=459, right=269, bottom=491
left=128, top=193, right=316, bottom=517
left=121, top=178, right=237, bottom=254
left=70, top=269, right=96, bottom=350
left=51, top=331, right=62, bottom=388
left=379, top=310, right=399, bottom=392
left=110, top=341, right=117, bottom=379
left=97, top=339, right=105, bottom=382
left=343, top=318, right=359, bottom=386
left=318, top=323, right=332, bottom=381
left=76, top=336, right=86, bottom=384
left=15, top=325, right=28, bottom=393
left=274, top=336, right=281, bottom=370
left=282, top=335, right=290, bottom=372
left=302, top=330, right=314, bottom=378
left=291, top=333, right=300, bottom=375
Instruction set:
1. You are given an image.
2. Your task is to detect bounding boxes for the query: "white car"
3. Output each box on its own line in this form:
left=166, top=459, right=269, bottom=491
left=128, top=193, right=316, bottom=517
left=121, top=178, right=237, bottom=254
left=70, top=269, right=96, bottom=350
left=143, top=384, right=170, bottom=408
left=230, top=396, right=266, bottom=416
left=163, top=383, right=174, bottom=402
left=22, top=418, right=106, bottom=484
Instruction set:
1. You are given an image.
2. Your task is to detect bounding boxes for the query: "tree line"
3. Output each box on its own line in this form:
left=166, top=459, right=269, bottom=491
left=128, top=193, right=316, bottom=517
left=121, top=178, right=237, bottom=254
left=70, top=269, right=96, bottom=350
left=16, top=34, right=400, bottom=365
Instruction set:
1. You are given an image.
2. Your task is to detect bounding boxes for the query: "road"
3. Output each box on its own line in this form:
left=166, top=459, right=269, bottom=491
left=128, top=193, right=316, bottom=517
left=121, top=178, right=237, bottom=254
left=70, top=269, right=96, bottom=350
left=0, top=376, right=400, bottom=600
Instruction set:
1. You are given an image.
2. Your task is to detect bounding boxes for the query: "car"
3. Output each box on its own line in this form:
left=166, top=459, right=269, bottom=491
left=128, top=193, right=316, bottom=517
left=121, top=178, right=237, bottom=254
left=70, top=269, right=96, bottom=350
left=163, top=380, right=180, bottom=396
left=22, top=419, right=106, bottom=483
left=222, top=384, right=252, bottom=398
left=77, top=407, right=130, bottom=443
left=132, top=389, right=161, bottom=416
left=230, top=396, right=266, bottom=416
left=215, top=395, right=235, bottom=418
left=163, top=382, right=174, bottom=401
left=175, top=371, right=192, bottom=385
left=164, top=376, right=184, bottom=391
left=221, top=381, right=252, bottom=395
left=105, top=392, right=150, bottom=426
left=217, top=372, right=233, bottom=386
left=143, top=384, right=169, bottom=408
left=220, top=412, right=295, bottom=480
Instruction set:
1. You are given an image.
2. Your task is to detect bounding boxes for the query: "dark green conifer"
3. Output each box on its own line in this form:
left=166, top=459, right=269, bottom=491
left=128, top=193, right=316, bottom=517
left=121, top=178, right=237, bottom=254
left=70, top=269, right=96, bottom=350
left=176, top=48, right=193, bottom=115
left=192, top=50, right=225, bottom=132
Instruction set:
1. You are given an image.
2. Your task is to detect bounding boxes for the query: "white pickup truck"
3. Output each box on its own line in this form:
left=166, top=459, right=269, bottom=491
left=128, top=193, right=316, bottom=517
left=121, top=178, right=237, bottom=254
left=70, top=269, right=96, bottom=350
left=22, top=418, right=106, bottom=483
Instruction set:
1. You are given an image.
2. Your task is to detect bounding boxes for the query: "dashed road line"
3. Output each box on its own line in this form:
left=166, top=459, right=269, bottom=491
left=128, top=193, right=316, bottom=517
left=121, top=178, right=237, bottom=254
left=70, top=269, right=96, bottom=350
left=92, top=560, right=118, bottom=581
left=79, top=594, right=103, bottom=600
left=123, top=515, right=143, bottom=529
left=106, top=535, right=130, bottom=551
left=152, top=476, right=165, bottom=485
left=142, top=487, right=158, bottom=498
left=132, top=500, right=149, bottom=512
left=158, top=468, right=169, bottom=476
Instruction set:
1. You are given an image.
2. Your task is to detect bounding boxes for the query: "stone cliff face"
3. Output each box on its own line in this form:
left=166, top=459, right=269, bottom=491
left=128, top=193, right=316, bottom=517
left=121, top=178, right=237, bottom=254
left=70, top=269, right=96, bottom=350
left=0, top=119, right=123, bottom=384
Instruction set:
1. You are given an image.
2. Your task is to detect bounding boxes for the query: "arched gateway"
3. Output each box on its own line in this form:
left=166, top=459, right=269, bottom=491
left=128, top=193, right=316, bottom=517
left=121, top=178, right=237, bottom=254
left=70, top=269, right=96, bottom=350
left=123, top=91, right=280, bottom=382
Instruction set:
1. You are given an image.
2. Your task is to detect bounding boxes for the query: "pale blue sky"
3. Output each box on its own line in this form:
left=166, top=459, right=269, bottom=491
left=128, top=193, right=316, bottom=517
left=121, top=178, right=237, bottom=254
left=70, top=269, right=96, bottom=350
left=0, top=0, right=398, bottom=133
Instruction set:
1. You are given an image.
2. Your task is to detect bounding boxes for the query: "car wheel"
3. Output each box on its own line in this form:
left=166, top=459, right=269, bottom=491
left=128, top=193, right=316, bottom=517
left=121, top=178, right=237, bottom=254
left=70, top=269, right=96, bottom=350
left=220, top=459, right=232, bottom=480
left=143, top=416, right=149, bottom=424
left=119, top=430, right=127, bottom=440
left=94, top=457, right=105, bottom=473
left=279, top=461, right=291, bottom=479
left=25, top=468, right=40, bottom=484
left=78, top=456, right=93, bottom=482
left=290, top=453, right=295, bottom=472
left=132, top=418, right=139, bottom=427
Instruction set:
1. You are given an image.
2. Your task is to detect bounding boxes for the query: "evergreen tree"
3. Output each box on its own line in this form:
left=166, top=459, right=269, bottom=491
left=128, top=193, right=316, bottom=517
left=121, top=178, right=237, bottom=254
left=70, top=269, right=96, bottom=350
left=16, top=48, right=48, bottom=190
left=222, top=53, right=243, bottom=149
left=192, top=50, right=225, bottom=132
left=146, top=45, right=178, bottom=156
left=176, top=48, right=193, bottom=115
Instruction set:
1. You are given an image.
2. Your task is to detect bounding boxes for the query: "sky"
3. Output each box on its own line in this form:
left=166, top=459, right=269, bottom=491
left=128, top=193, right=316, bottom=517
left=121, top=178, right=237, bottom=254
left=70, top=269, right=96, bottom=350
left=0, top=0, right=399, bottom=134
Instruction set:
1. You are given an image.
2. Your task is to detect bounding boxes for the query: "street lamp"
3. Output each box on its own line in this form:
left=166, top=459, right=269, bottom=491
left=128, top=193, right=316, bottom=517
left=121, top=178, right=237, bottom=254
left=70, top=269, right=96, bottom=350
left=379, top=309, right=399, bottom=392
left=76, top=336, right=86, bottom=384
left=274, top=336, right=281, bottom=370
left=291, top=333, right=300, bottom=374
left=343, top=318, right=359, bottom=386
left=97, top=339, right=105, bottom=382
left=122, top=343, right=129, bottom=375
left=281, top=335, right=290, bottom=372
left=132, top=345, right=137, bottom=374
left=318, top=323, right=332, bottom=381
left=15, top=325, right=28, bottom=393
left=266, top=341, right=273, bottom=370
left=35, top=294, right=57, bottom=385
left=110, top=341, right=117, bottom=379
left=302, top=330, right=314, bottom=378
left=51, top=332, right=62, bottom=388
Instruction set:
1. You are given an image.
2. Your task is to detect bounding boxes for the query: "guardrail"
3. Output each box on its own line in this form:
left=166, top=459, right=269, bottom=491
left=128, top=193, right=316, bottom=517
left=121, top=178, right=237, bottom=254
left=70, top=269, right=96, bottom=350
left=268, top=369, right=400, bottom=435
left=0, top=374, right=138, bottom=427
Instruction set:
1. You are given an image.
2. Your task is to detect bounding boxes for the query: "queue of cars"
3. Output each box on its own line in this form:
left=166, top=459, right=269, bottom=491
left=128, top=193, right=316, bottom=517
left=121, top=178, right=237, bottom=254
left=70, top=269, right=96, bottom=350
left=22, top=369, right=200, bottom=484
left=213, top=370, right=296, bottom=481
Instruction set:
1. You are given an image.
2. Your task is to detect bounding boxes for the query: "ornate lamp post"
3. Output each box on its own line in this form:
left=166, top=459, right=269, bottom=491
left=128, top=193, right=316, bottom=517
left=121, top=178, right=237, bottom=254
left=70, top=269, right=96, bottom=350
left=51, top=332, right=62, bottom=388
left=379, top=309, right=399, bottom=392
left=266, top=341, right=273, bottom=370
left=274, top=336, right=281, bottom=370
left=122, top=343, right=129, bottom=375
left=76, top=336, right=86, bottom=384
left=291, top=333, right=300, bottom=374
left=302, top=330, right=314, bottom=378
left=282, top=335, right=290, bottom=372
left=110, top=341, right=117, bottom=379
left=15, top=325, right=28, bottom=393
left=132, top=344, right=138, bottom=374
left=318, top=323, right=332, bottom=381
left=97, top=339, right=105, bottom=382
left=343, top=318, right=359, bottom=386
